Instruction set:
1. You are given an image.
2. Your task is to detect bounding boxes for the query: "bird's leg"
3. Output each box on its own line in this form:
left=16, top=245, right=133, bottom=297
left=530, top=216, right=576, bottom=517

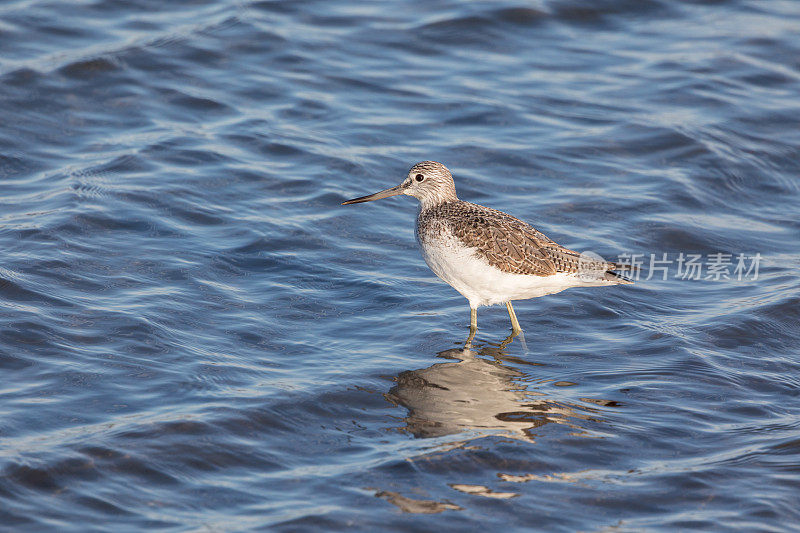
left=506, top=301, right=522, bottom=334
left=464, top=308, right=478, bottom=347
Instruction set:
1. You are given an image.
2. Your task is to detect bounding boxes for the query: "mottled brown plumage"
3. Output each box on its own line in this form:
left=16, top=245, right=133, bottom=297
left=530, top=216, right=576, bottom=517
left=417, top=199, right=625, bottom=280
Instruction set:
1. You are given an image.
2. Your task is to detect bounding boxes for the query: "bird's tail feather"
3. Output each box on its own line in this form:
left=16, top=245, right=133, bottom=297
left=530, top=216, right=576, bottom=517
left=603, top=270, right=634, bottom=284
left=605, top=260, right=636, bottom=284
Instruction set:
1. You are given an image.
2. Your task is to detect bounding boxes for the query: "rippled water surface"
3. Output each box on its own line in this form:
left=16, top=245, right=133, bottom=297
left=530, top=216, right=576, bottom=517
left=2, top=0, right=800, bottom=530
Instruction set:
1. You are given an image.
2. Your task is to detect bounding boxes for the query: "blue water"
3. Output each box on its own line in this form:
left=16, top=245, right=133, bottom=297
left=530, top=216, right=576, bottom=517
left=2, top=0, right=799, bottom=530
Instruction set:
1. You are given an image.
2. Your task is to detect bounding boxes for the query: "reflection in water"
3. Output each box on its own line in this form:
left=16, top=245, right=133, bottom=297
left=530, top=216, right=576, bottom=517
left=449, top=483, right=518, bottom=499
left=377, top=336, right=621, bottom=512
left=374, top=491, right=462, bottom=514
left=385, top=336, right=615, bottom=442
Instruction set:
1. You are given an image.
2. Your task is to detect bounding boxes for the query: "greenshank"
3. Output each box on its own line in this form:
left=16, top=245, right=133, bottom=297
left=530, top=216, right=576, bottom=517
left=342, top=161, right=631, bottom=341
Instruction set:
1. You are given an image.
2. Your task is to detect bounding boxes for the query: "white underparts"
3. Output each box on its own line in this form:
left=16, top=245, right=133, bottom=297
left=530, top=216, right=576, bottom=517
left=418, top=224, right=618, bottom=309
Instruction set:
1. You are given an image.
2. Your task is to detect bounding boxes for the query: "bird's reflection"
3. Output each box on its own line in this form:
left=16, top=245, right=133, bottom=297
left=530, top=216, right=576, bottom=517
left=385, top=334, right=611, bottom=442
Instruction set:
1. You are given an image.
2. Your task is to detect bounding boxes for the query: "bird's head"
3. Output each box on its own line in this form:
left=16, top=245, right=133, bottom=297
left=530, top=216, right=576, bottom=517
left=342, top=161, right=458, bottom=209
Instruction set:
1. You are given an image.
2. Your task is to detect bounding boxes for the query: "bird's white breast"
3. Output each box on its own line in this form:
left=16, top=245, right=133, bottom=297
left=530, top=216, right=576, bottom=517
left=417, top=221, right=589, bottom=308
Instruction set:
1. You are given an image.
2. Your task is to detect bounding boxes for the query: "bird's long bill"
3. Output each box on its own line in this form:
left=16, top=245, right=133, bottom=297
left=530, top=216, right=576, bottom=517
left=342, top=184, right=404, bottom=205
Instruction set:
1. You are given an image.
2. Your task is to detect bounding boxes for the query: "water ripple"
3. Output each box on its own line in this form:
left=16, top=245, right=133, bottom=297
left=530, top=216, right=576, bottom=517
left=1, top=0, right=799, bottom=529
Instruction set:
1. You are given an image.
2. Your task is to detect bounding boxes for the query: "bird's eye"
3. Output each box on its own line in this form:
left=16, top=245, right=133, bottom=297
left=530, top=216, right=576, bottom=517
left=415, top=174, right=425, bottom=182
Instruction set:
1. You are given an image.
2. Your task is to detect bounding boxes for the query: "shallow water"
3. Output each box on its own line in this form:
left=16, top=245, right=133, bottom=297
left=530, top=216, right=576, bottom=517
left=2, top=0, right=800, bottom=530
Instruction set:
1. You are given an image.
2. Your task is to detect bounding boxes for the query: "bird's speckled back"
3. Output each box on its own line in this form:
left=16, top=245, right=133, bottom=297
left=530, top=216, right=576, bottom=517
left=417, top=200, right=622, bottom=278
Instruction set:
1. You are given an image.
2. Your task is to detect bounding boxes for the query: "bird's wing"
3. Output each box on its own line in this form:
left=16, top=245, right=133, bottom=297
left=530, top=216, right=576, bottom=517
left=441, top=202, right=620, bottom=278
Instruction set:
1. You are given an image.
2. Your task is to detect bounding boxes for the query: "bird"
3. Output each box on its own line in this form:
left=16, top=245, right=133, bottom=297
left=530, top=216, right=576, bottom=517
left=342, top=161, right=632, bottom=342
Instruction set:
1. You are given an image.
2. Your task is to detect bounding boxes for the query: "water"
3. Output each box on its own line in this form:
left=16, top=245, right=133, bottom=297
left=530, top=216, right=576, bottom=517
left=1, top=0, right=799, bottom=530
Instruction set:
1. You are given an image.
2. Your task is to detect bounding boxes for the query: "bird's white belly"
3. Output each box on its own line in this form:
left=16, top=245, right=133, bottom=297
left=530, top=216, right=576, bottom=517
left=419, top=231, right=585, bottom=308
